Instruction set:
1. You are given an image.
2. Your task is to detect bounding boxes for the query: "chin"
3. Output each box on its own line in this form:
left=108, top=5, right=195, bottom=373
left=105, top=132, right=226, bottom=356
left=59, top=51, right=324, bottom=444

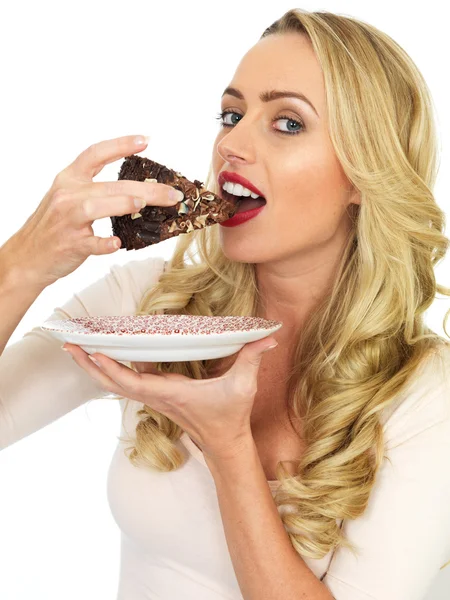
left=219, top=243, right=266, bottom=265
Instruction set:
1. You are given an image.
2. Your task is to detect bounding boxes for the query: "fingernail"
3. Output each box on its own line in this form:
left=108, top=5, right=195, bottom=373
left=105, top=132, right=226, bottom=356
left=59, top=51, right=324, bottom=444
left=89, top=355, right=101, bottom=367
left=262, top=343, right=278, bottom=353
left=134, top=198, right=146, bottom=209
left=108, top=238, right=120, bottom=249
left=169, top=189, right=184, bottom=203
left=62, top=345, right=74, bottom=360
left=134, top=135, right=149, bottom=146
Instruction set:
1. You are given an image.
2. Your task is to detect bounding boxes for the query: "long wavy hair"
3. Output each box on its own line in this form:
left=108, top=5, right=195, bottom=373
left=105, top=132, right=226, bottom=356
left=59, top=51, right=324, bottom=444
left=118, top=8, right=450, bottom=561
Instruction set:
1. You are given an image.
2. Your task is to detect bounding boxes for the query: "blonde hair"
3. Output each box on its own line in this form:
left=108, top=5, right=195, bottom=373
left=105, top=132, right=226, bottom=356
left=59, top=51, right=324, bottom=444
left=118, top=8, right=450, bottom=561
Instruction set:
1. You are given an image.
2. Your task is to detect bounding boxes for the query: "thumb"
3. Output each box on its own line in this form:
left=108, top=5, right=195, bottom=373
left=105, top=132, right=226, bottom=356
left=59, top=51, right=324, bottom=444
left=235, top=338, right=279, bottom=372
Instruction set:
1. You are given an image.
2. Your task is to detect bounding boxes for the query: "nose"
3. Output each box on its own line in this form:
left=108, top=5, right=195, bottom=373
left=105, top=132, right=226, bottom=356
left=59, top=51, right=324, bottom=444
left=216, top=119, right=256, bottom=166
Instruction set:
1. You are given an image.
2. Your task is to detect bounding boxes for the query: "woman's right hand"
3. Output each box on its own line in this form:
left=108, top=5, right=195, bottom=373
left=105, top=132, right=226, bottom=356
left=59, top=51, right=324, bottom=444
left=2, top=134, right=180, bottom=289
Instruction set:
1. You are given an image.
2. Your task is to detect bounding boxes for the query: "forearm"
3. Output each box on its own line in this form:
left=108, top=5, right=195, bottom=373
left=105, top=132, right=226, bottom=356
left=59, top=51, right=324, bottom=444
left=0, top=245, right=46, bottom=357
left=205, top=437, right=334, bottom=600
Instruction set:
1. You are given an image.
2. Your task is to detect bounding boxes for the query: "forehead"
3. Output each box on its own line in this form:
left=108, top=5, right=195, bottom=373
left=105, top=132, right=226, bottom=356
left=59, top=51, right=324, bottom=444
left=228, top=33, right=325, bottom=113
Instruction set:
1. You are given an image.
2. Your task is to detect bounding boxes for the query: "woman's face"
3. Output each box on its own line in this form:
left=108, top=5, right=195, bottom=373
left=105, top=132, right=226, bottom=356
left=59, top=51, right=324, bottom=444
left=212, top=33, right=359, bottom=265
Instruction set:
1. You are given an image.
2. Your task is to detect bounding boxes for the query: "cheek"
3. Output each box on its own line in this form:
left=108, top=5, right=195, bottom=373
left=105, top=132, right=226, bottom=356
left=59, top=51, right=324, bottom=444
left=271, top=163, right=350, bottom=242
left=275, top=150, right=349, bottom=214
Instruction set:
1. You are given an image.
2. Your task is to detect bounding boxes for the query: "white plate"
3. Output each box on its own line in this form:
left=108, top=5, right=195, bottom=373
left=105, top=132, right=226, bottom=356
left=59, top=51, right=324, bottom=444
left=41, top=315, right=283, bottom=362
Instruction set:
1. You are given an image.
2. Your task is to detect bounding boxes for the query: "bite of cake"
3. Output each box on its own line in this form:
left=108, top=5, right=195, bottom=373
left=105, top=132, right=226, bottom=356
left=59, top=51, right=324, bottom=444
left=110, top=155, right=239, bottom=250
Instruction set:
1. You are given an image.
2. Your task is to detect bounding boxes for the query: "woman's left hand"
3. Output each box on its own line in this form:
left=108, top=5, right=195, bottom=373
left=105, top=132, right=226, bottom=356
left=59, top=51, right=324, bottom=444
left=62, top=337, right=278, bottom=461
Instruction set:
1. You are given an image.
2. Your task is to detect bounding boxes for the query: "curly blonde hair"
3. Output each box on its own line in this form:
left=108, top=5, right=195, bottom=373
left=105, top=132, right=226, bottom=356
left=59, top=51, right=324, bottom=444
left=118, top=8, right=450, bottom=561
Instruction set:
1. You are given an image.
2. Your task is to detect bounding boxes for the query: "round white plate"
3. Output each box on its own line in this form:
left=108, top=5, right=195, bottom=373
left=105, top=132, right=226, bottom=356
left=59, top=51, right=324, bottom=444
left=41, top=315, right=283, bottom=362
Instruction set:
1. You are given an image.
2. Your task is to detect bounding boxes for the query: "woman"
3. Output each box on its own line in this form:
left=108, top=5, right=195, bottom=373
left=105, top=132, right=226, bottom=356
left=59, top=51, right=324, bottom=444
left=1, top=8, right=449, bottom=600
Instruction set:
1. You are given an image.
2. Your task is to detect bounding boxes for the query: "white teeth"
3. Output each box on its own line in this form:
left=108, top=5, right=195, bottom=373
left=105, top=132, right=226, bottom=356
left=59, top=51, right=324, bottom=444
left=222, top=181, right=261, bottom=199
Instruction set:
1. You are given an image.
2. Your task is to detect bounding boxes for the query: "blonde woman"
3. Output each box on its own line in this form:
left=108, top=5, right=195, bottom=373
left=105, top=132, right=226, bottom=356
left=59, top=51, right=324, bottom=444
left=1, top=8, right=450, bottom=600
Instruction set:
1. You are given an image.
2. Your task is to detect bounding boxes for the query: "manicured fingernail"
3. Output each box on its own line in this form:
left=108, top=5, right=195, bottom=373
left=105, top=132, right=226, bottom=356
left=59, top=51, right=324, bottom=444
left=134, top=135, right=149, bottom=146
left=89, top=355, right=101, bottom=367
left=108, top=238, right=120, bottom=249
left=169, top=189, right=184, bottom=203
left=262, top=343, right=278, bottom=353
left=134, top=198, right=147, bottom=209
left=61, top=345, right=69, bottom=352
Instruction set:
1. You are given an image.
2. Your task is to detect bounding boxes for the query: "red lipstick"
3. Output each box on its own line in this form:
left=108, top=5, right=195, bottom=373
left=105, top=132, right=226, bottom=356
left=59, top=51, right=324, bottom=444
left=219, top=204, right=265, bottom=227
left=218, top=172, right=265, bottom=199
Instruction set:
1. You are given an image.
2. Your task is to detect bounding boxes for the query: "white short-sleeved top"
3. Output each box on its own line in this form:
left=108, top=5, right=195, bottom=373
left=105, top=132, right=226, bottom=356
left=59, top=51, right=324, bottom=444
left=1, top=256, right=449, bottom=600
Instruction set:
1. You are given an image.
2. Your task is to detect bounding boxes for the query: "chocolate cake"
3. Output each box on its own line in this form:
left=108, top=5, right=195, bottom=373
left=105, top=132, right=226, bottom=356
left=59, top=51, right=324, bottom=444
left=111, top=155, right=238, bottom=250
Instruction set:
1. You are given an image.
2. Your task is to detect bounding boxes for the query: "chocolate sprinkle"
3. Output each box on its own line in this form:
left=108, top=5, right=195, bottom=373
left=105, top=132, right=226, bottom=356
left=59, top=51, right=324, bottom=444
left=110, top=155, right=238, bottom=250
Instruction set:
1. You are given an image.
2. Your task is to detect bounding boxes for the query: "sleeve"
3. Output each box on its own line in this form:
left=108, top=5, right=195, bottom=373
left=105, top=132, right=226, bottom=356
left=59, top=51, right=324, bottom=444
left=323, top=345, right=450, bottom=600
left=0, top=256, right=166, bottom=450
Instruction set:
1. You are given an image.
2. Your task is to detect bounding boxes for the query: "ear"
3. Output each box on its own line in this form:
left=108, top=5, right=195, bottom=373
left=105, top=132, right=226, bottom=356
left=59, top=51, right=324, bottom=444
left=348, top=186, right=361, bottom=206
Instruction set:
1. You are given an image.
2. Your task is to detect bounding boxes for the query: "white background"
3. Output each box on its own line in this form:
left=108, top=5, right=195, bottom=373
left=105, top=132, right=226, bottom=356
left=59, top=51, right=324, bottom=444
left=0, top=1, right=449, bottom=598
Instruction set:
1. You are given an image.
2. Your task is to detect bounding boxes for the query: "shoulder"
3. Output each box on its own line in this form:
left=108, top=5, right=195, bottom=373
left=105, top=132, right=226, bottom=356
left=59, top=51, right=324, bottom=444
left=382, top=343, right=450, bottom=449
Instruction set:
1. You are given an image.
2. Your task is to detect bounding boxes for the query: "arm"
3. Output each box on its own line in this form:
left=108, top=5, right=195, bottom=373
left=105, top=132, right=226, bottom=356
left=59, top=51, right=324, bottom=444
left=205, top=439, right=334, bottom=600
left=0, top=245, right=47, bottom=357
left=0, top=256, right=165, bottom=449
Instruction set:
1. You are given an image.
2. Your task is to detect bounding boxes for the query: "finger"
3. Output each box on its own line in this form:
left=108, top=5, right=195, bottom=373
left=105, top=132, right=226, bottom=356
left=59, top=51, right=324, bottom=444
left=91, top=352, right=179, bottom=401
left=85, top=234, right=123, bottom=256
left=70, top=181, right=180, bottom=225
left=87, top=352, right=150, bottom=397
left=230, top=338, right=278, bottom=391
left=64, top=134, right=150, bottom=182
left=63, top=344, right=125, bottom=395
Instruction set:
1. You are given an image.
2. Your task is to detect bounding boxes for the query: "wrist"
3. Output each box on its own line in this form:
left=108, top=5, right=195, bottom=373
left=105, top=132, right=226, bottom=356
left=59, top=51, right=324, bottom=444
left=204, top=433, right=257, bottom=475
left=0, top=241, right=48, bottom=294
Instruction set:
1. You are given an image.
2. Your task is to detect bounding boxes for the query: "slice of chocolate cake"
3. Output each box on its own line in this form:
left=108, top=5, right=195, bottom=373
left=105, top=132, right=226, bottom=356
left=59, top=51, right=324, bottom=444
left=110, top=155, right=238, bottom=250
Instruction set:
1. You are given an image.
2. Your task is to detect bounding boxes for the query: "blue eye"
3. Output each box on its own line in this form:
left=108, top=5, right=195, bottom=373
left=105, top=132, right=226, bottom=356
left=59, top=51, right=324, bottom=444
left=215, top=110, right=305, bottom=136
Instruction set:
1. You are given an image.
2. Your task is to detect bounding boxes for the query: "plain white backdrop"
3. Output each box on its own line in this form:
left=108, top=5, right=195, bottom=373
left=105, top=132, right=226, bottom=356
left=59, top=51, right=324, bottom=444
left=0, top=1, right=449, bottom=598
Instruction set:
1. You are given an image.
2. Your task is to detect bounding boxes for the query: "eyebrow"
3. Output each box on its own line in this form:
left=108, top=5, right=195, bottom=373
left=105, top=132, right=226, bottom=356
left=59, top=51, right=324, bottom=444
left=221, top=86, right=319, bottom=118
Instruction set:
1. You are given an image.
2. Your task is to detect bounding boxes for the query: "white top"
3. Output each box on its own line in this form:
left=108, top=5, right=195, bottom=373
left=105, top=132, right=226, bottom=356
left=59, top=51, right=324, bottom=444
left=1, top=255, right=450, bottom=600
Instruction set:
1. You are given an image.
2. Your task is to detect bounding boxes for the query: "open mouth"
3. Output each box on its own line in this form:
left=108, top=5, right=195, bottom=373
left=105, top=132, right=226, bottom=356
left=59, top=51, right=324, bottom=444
left=220, top=188, right=267, bottom=212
